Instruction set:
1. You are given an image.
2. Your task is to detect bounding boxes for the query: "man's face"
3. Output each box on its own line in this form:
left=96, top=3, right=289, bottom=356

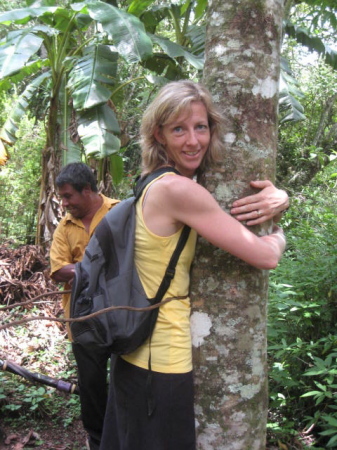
left=58, top=183, right=90, bottom=219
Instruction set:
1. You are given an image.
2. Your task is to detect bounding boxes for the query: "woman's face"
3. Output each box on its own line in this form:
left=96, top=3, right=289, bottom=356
left=154, top=101, right=211, bottom=178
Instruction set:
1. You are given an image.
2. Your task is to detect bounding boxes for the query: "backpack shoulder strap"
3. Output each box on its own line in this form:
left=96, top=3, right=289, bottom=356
left=152, top=224, right=191, bottom=304
left=134, top=166, right=181, bottom=201
left=133, top=166, right=191, bottom=304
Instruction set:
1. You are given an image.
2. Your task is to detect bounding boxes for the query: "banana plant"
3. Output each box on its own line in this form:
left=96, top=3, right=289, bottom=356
left=0, top=1, right=153, bottom=243
left=0, top=0, right=206, bottom=245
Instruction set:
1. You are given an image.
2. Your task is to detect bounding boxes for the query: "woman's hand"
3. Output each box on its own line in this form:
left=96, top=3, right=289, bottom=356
left=230, top=180, right=289, bottom=226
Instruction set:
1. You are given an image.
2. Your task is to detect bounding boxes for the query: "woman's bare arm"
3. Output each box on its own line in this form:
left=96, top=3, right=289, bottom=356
left=143, top=176, right=286, bottom=270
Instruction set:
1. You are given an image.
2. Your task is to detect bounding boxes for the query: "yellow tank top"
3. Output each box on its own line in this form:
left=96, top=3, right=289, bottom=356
left=122, top=173, right=197, bottom=373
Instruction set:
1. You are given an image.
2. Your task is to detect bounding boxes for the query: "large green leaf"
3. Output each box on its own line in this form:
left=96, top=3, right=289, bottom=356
left=127, top=0, right=156, bottom=17
left=0, top=29, right=44, bottom=78
left=194, top=0, right=207, bottom=20
left=109, top=153, right=124, bottom=185
left=138, top=4, right=171, bottom=34
left=77, top=104, right=121, bottom=158
left=278, top=57, right=305, bottom=123
left=279, top=82, right=306, bottom=123
left=284, top=21, right=337, bottom=70
left=0, top=5, right=86, bottom=34
left=186, top=24, right=206, bottom=56
left=0, top=72, right=50, bottom=145
left=0, top=59, right=46, bottom=94
left=150, top=34, right=204, bottom=70
left=58, top=79, right=83, bottom=166
left=142, top=53, right=185, bottom=79
left=0, top=6, right=58, bottom=25
left=84, top=1, right=153, bottom=63
left=68, top=44, right=118, bottom=111
left=37, top=8, right=77, bottom=32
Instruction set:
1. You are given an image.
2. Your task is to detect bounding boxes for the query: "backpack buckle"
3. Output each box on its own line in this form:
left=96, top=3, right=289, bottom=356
left=165, top=267, right=175, bottom=279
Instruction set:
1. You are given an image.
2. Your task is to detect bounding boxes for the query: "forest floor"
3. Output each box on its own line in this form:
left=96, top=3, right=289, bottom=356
left=0, top=244, right=310, bottom=450
left=0, top=419, right=87, bottom=450
left=0, top=244, right=87, bottom=449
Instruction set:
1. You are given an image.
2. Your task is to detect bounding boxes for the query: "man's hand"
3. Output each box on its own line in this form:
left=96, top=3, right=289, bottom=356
left=230, top=180, right=289, bottom=226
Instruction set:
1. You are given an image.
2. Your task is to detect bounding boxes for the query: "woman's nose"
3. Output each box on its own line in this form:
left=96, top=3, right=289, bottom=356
left=186, top=130, right=198, bottom=145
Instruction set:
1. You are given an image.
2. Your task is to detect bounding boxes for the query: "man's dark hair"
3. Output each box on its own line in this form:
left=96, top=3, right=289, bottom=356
left=56, top=162, right=98, bottom=193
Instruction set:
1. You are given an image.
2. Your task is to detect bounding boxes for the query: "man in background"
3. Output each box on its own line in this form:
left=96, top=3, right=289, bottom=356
left=50, top=162, right=119, bottom=450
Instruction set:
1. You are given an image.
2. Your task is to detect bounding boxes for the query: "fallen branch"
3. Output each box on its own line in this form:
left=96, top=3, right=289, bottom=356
left=0, top=358, right=79, bottom=395
left=0, top=290, right=71, bottom=311
left=0, top=295, right=188, bottom=330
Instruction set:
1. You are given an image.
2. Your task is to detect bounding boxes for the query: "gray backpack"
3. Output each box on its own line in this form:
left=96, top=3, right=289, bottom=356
left=70, top=167, right=191, bottom=355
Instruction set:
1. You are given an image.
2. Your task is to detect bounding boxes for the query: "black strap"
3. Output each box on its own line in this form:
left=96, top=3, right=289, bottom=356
left=133, top=166, right=181, bottom=200
left=133, top=167, right=192, bottom=416
left=152, top=225, right=191, bottom=303
left=146, top=225, right=191, bottom=417
left=133, top=165, right=190, bottom=303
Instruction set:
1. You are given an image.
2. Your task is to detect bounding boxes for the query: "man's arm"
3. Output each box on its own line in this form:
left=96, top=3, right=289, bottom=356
left=230, top=180, right=289, bottom=226
left=50, top=222, right=76, bottom=284
left=52, top=264, right=75, bottom=284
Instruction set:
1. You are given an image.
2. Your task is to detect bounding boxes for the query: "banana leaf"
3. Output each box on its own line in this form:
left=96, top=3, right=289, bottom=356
left=0, top=6, right=58, bottom=26
left=85, top=1, right=153, bottom=64
left=77, top=103, right=121, bottom=159
left=58, top=78, right=83, bottom=166
left=0, top=29, right=44, bottom=79
left=150, top=34, right=204, bottom=70
left=0, top=72, right=50, bottom=146
left=68, top=44, right=118, bottom=111
left=284, top=20, right=337, bottom=70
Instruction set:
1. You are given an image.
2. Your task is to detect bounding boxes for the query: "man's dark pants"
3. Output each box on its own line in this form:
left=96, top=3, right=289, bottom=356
left=72, top=343, right=111, bottom=450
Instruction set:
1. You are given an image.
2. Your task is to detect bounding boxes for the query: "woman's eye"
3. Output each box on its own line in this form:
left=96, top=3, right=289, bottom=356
left=173, top=126, right=183, bottom=133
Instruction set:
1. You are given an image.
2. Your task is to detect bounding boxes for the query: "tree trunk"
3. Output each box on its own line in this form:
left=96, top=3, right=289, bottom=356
left=192, top=1, right=284, bottom=448
left=36, top=96, right=62, bottom=248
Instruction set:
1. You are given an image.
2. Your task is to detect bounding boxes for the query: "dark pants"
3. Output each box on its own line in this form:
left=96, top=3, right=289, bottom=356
left=100, top=357, right=196, bottom=450
left=72, top=343, right=112, bottom=449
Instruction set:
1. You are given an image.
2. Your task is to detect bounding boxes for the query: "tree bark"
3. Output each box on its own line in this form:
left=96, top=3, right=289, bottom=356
left=36, top=96, right=62, bottom=248
left=191, top=1, right=284, bottom=448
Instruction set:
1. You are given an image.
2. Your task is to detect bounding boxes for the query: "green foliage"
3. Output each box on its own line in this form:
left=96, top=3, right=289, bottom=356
left=0, top=0, right=24, bottom=13
left=0, top=0, right=205, bottom=167
left=0, top=96, right=43, bottom=244
left=0, top=312, right=81, bottom=429
left=279, top=57, right=306, bottom=123
left=279, top=1, right=337, bottom=133
left=267, top=164, right=337, bottom=448
left=284, top=20, right=337, bottom=69
left=0, top=0, right=209, bottom=242
left=0, top=370, right=81, bottom=427
left=277, top=60, right=337, bottom=187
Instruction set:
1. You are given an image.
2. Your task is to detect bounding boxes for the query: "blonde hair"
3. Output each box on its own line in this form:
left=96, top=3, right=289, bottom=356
left=140, top=80, right=224, bottom=177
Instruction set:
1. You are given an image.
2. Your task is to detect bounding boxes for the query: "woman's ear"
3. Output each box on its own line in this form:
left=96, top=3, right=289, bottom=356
left=153, top=126, right=165, bottom=145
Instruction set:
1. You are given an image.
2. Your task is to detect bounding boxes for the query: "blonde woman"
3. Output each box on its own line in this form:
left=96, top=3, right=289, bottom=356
left=101, top=80, right=287, bottom=450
